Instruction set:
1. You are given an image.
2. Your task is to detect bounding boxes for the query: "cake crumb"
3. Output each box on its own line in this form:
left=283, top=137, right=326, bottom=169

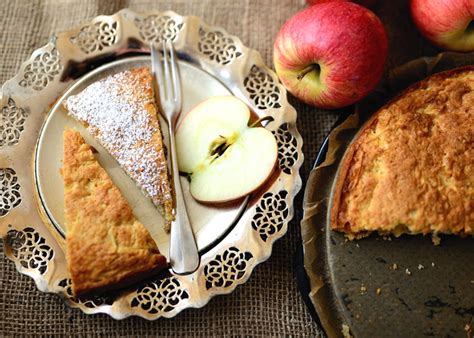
left=360, top=285, right=367, bottom=294
left=405, top=268, right=411, bottom=276
left=341, top=324, right=353, bottom=338
left=355, top=243, right=360, bottom=248
left=431, top=262, right=435, bottom=267
left=432, top=234, right=441, bottom=245
left=464, top=323, right=472, bottom=337
left=376, top=288, right=381, bottom=295
left=390, top=263, right=398, bottom=270
left=418, top=264, right=424, bottom=270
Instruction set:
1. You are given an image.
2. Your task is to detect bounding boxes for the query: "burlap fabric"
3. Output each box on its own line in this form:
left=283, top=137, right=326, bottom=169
left=0, top=0, right=435, bottom=336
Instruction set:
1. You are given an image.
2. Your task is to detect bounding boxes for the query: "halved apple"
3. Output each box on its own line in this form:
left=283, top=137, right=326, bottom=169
left=176, top=96, right=278, bottom=203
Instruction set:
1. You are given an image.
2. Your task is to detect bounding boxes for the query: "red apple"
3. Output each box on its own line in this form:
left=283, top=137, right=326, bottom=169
left=410, top=0, right=474, bottom=52
left=306, top=0, right=378, bottom=8
left=273, top=2, right=388, bottom=109
left=306, top=0, right=346, bottom=3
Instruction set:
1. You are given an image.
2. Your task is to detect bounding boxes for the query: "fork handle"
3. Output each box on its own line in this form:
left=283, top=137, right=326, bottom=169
left=168, top=125, right=200, bottom=274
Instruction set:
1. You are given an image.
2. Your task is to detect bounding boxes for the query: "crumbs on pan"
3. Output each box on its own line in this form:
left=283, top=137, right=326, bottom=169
left=360, top=284, right=367, bottom=294
left=465, top=323, right=472, bottom=337
left=390, top=263, right=398, bottom=270
left=341, top=324, right=353, bottom=338
left=405, top=268, right=411, bottom=276
left=376, top=288, right=381, bottom=295
left=418, top=264, right=424, bottom=270
left=432, top=234, right=441, bottom=245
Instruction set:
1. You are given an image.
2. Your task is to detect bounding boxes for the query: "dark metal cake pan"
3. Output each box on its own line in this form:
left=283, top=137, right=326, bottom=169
left=299, top=52, right=474, bottom=338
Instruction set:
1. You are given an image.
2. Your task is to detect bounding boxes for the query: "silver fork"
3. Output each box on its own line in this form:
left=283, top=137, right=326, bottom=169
left=151, top=40, right=200, bottom=275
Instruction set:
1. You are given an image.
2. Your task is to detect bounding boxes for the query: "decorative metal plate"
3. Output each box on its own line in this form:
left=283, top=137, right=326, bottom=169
left=0, top=9, right=303, bottom=319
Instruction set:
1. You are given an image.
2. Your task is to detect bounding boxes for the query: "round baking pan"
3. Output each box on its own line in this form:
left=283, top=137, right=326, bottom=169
left=297, top=52, right=474, bottom=338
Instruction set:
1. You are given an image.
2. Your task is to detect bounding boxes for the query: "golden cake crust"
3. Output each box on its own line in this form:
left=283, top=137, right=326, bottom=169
left=63, top=129, right=167, bottom=296
left=64, top=67, right=174, bottom=231
left=331, top=66, right=474, bottom=238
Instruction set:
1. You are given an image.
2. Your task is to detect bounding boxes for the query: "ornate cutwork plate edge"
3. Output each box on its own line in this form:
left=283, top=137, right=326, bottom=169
left=0, top=9, right=304, bottom=320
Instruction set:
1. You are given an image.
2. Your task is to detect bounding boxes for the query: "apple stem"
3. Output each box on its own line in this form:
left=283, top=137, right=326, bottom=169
left=297, top=63, right=320, bottom=81
left=466, top=20, right=474, bottom=34
left=249, top=116, right=274, bottom=128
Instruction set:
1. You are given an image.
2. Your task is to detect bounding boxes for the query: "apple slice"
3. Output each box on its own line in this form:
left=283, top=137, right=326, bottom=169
left=176, top=96, right=278, bottom=203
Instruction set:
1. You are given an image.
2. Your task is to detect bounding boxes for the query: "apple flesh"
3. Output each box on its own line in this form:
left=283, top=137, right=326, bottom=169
left=273, top=2, right=388, bottom=109
left=176, top=96, right=278, bottom=203
left=410, top=0, right=474, bottom=52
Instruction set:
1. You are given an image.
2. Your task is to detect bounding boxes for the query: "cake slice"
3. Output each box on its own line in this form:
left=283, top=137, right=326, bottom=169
left=62, top=128, right=167, bottom=296
left=63, top=67, right=173, bottom=231
left=331, top=66, right=474, bottom=239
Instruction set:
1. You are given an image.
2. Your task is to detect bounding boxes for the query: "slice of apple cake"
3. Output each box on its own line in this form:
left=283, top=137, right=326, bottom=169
left=62, top=128, right=167, bottom=296
left=63, top=67, right=173, bottom=231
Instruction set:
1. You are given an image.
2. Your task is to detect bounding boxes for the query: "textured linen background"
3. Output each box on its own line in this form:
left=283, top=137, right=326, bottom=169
left=0, top=0, right=437, bottom=336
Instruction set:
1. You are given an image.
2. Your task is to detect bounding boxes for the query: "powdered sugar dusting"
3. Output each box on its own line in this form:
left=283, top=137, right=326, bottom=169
left=63, top=68, right=172, bottom=210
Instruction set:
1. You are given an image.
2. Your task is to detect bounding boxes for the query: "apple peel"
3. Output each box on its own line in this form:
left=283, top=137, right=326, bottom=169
left=273, top=2, right=388, bottom=109
left=410, top=0, right=474, bottom=52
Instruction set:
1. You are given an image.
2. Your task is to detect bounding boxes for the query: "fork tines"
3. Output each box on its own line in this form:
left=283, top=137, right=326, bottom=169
left=151, top=40, right=181, bottom=105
